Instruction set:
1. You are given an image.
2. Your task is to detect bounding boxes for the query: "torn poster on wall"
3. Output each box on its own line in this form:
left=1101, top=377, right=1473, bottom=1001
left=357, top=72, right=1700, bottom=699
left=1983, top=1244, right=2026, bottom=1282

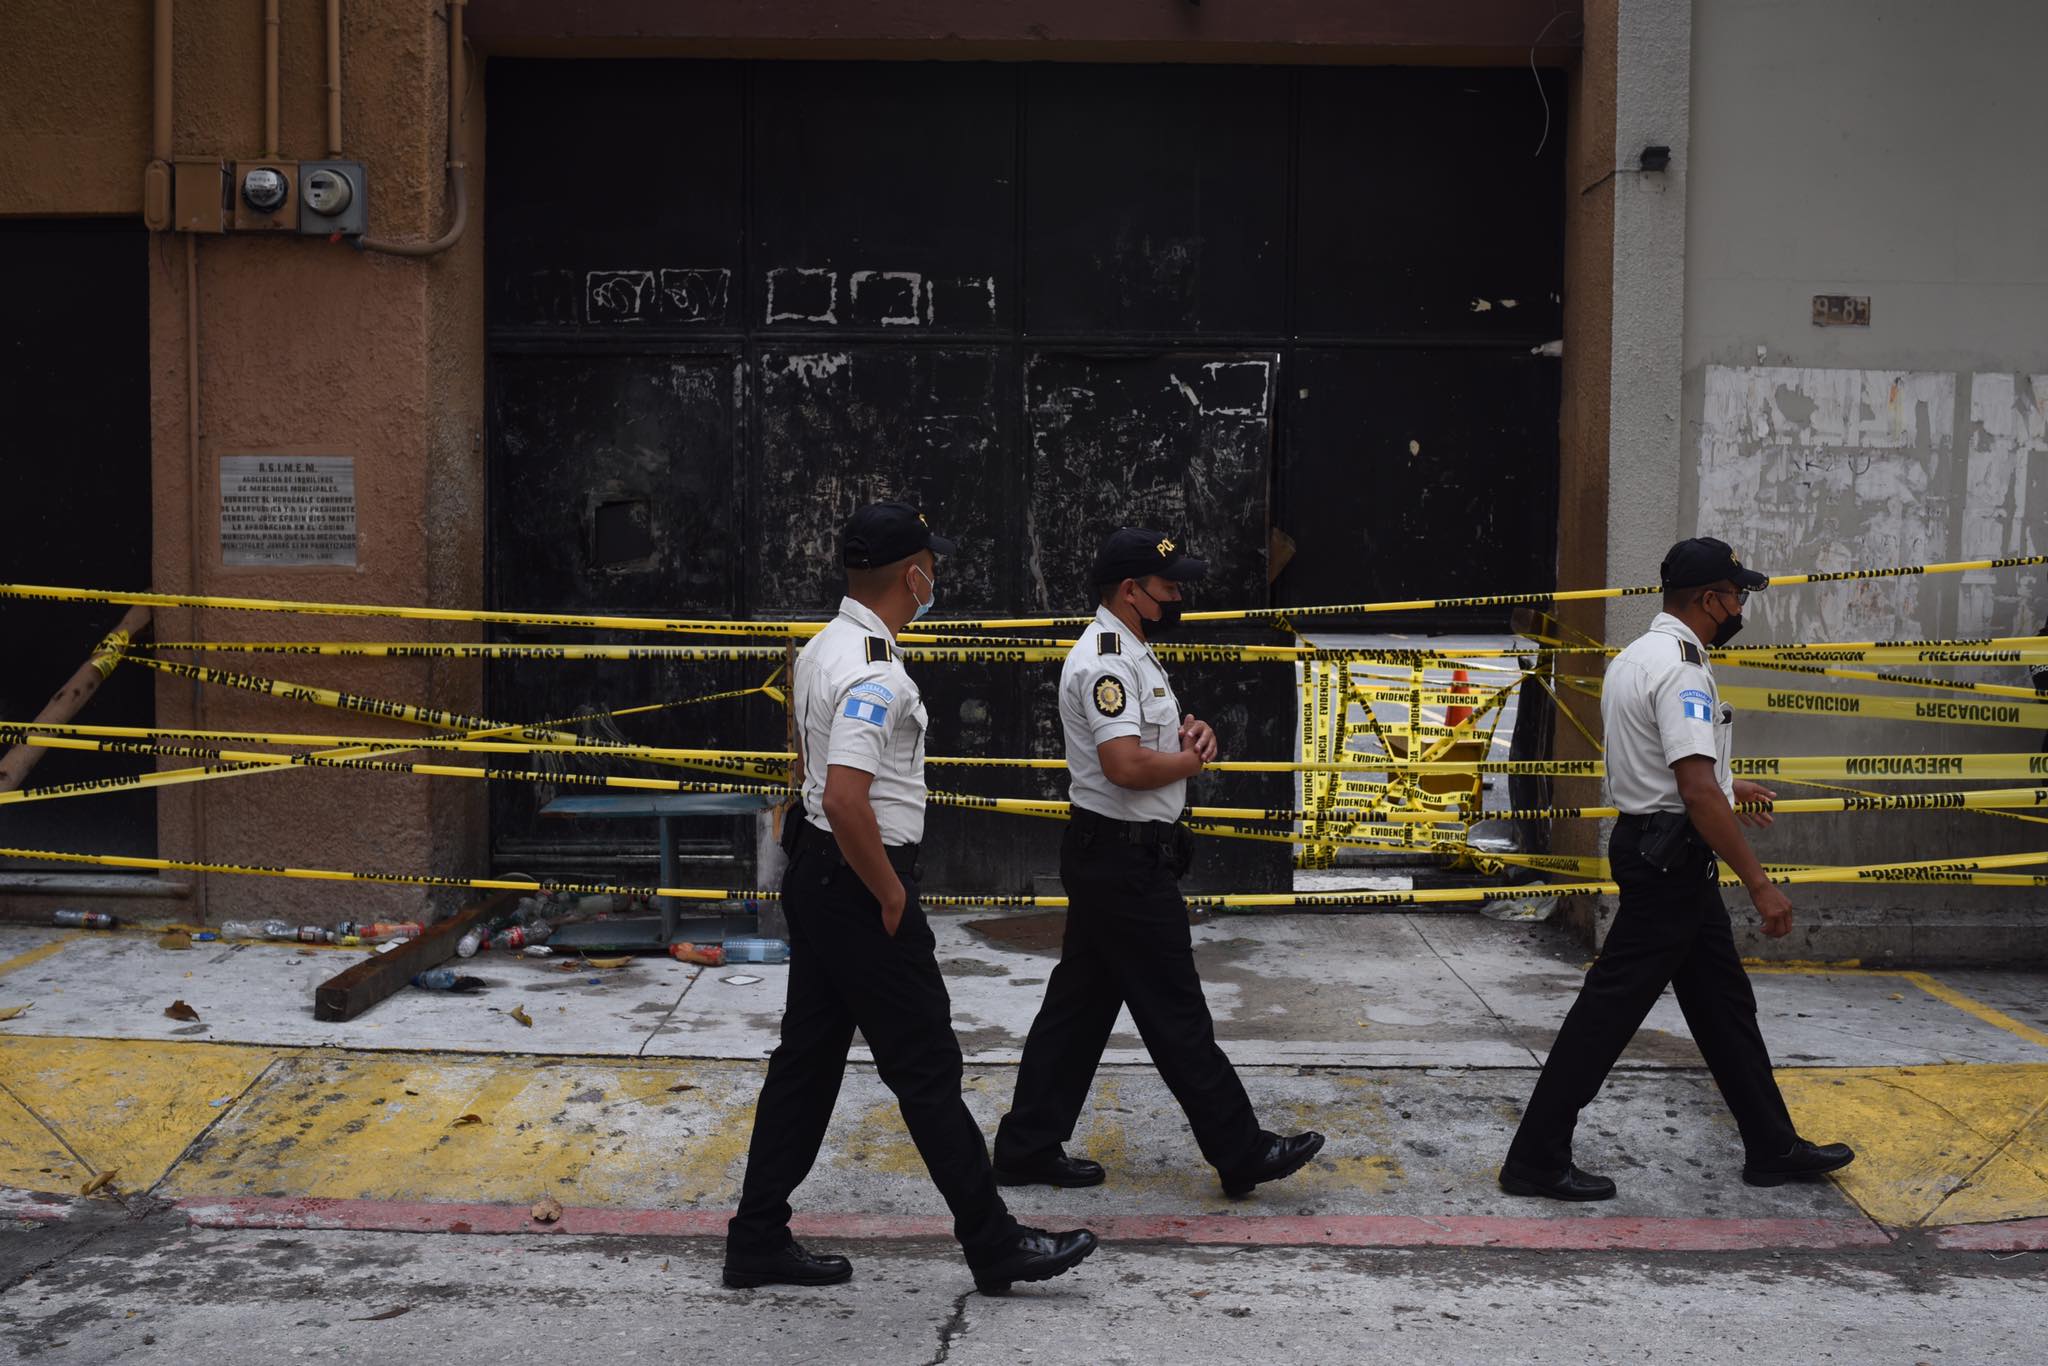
left=1696, top=366, right=1951, bottom=643
left=1959, top=373, right=2046, bottom=637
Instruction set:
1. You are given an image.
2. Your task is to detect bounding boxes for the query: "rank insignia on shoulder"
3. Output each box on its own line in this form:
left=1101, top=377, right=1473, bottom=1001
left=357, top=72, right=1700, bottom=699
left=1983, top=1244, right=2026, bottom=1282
left=866, top=637, right=891, bottom=665
left=1679, top=640, right=1703, bottom=666
left=1093, top=675, right=1127, bottom=717
left=1097, top=633, right=1121, bottom=655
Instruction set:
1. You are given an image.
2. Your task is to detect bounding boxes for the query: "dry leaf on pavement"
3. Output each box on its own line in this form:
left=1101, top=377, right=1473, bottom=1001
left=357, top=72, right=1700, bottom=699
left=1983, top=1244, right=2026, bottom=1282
left=80, top=1170, right=119, bottom=1197
left=531, top=1194, right=563, bottom=1223
left=0, top=1004, right=31, bottom=1023
left=510, top=1004, right=533, bottom=1027
left=452, top=1113, right=483, bottom=1127
left=164, top=1000, right=201, bottom=1022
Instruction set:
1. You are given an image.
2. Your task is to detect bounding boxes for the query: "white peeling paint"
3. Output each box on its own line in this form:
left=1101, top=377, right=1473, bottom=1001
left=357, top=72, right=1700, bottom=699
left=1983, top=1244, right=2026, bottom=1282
left=586, top=270, right=655, bottom=322
left=1697, top=365, right=1954, bottom=642
left=783, top=353, right=850, bottom=385
left=848, top=270, right=923, bottom=326
left=1958, top=373, right=2046, bottom=635
left=765, top=267, right=838, bottom=325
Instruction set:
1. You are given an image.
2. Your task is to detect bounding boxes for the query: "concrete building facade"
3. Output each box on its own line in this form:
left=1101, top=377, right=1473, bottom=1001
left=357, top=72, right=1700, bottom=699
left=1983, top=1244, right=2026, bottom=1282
left=0, top=1, right=2038, bottom=960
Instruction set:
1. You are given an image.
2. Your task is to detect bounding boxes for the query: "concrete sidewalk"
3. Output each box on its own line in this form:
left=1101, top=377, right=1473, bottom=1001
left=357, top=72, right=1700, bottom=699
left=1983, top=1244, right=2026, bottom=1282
left=3, top=911, right=2046, bottom=1248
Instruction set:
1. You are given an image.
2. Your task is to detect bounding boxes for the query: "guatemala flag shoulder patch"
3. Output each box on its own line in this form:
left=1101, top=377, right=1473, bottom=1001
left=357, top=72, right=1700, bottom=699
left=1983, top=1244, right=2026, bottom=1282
left=1679, top=688, right=1714, bottom=723
left=844, top=695, right=889, bottom=726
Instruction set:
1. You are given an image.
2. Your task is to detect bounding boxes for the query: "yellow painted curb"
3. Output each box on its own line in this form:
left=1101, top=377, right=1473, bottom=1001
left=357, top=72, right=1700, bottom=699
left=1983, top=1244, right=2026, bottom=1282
left=0, top=1035, right=281, bottom=1196
left=1780, top=1064, right=2048, bottom=1227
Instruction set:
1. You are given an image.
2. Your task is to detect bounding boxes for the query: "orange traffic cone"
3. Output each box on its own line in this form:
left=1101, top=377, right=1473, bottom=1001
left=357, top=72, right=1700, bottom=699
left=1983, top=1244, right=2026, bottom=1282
left=1444, top=668, right=1473, bottom=730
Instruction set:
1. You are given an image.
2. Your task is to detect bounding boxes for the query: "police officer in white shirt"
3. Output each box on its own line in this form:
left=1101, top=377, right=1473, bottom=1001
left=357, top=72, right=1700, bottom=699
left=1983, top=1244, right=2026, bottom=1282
left=726, top=502, right=1097, bottom=1295
left=993, top=527, right=1325, bottom=1198
left=1500, top=537, right=1854, bottom=1200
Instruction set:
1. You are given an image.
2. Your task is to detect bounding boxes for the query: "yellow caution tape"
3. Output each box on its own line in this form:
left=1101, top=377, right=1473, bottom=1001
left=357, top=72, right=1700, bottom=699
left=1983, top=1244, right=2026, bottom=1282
left=88, top=630, right=133, bottom=680
left=9, top=555, right=2042, bottom=637
left=1488, top=849, right=2048, bottom=887
left=1563, top=674, right=2048, bottom=729
left=1714, top=657, right=2045, bottom=700
left=2, top=844, right=2039, bottom=911
left=0, top=720, right=792, bottom=773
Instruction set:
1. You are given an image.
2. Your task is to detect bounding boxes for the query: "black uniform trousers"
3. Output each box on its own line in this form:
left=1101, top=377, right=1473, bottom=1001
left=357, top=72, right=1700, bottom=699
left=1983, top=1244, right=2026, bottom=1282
left=994, top=816, right=1263, bottom=1174
left=1505, top=817, right=1799, bottom=1174
left=728, top=845, right=1017, bottom=1261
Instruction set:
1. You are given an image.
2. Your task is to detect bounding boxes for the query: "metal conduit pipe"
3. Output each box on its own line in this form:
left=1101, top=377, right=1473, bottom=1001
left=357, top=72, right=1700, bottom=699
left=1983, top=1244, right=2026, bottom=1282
left=360, top=0, right=467, bottom=257
left=143, top=0, right=174, bottom=228
left=326, top=0, right=343, bottom=158
left=263, top=0, right=280, bottom=158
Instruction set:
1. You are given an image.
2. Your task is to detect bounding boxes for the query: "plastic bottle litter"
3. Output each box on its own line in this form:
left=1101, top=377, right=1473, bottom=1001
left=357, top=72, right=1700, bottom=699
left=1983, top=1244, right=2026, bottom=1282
left=491, top=919, right=552, bottom=951
left=455, top=924, right=488, bottom=958
left=363, top=921, right=424, bottom=943
left=718, top=937, right=790, bottom=965
left=668, top=942, right=723, bottom=967
left=52, top=909, right=117, bottom=930
left=296, top=926, right=327, bottom=943
left=412, top=969, right=485, bottom=991
left=522, top=944, right=554, bottom=958
left=219, top=919, right=294, bottom=941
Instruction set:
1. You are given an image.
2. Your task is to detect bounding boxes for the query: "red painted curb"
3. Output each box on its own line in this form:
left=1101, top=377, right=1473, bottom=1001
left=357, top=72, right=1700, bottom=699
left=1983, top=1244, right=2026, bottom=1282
left=169, top=1195, right=1892, bottom=1252
left=1934, top=1219, right=2048, bottom=1253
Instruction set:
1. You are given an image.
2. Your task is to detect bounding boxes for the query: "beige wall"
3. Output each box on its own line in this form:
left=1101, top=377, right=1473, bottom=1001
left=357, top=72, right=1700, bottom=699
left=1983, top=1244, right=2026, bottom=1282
left=2, top=2, right=486, bottom=922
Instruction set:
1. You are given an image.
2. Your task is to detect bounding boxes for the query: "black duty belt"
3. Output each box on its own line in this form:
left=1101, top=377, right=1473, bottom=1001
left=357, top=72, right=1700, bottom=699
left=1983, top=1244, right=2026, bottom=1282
left=789, top=812, right=920, bottom=874
left=1070, top=805, right=1181, bottom=847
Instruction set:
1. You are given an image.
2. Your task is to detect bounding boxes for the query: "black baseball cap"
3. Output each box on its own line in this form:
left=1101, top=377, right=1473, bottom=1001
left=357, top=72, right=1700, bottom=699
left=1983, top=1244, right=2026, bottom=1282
left=1090, top=526, right=1209, bottom=587
left=842, top=501, right=957, bottom=568
left=1660, top=537, right=1769, bottom=592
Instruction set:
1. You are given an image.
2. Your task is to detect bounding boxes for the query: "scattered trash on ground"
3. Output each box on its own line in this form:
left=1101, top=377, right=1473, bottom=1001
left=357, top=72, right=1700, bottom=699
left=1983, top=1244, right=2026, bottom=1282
left=52, top=909, right=116, bottom=930
left=721, top=975, right=763, bottom=986
left=353, top=1305, right=412, bottom=1322
left=0, top=1003, right=32, bottom=1022
left=669, top=942, right=723, bottom=966
left=157, top=931, right=192, bottom=950
left=412, top=969, right=486, bottom=992
left=510, top=1004, right=534, bottom=1027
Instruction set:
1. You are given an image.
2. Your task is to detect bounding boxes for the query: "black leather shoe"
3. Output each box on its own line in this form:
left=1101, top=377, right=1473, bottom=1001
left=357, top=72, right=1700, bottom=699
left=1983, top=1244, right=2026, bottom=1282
left=1742, top=1139, right=1855, bottom=1187
left=970, top=1227, right=1098, bottom=1296
left=722, top=1241, right=853, bottom=1289
left=994, top=1150, right=1107, bottom=1189
left=1498, top=1159, right=1618, bottom=1202
left=1220, top=1131, right=1326, bottom=1198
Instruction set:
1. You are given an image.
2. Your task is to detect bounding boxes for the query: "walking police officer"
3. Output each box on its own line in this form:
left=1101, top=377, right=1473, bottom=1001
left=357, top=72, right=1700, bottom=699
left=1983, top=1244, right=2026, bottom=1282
left=1500, top=537, right=1855, bottom=1199
left=993, top=527, right=1325, bottom=1197
left=726, top=501, right=1097, bottom=1294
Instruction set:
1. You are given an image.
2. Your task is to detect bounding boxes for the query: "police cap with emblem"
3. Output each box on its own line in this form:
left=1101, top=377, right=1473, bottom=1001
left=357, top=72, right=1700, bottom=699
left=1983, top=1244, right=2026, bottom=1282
left=1659, top=537, right=1769, bottom=592
left=842, top=500, right=958, bottom=568
left=1090, top=526, right=1208, bottom=588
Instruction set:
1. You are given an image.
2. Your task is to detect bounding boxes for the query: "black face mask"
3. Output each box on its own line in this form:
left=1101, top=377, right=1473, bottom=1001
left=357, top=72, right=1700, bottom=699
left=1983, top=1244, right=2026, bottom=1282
left=1707, top=592, right=1745, bottom=647
left=1136, top=584, right=1184, bottom=638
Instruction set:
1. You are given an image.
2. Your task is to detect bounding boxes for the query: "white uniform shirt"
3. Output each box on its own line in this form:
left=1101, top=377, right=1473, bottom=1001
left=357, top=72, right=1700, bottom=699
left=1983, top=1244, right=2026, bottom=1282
left=1061, top=606, right=1186, bottom=824
left=1601, top=612, right=1735, bottom=815
left=793, top=597, right=930, bottom=845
